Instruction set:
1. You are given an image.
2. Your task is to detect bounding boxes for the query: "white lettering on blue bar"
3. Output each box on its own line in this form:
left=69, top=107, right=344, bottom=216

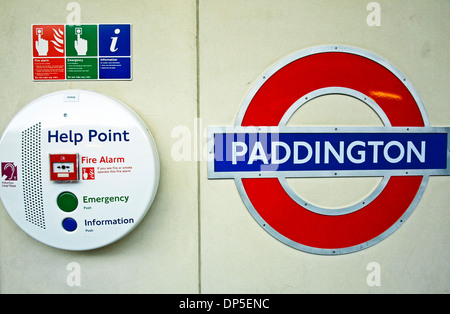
left=208, top=127, right=450, bottom=178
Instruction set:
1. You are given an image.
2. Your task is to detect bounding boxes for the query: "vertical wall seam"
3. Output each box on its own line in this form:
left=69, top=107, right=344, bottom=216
left=196, top=0, right=201, bottom=295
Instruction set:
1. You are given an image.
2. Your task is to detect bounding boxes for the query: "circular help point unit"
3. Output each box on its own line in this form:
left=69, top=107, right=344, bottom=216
left=0, top=90, right=159, bottom=251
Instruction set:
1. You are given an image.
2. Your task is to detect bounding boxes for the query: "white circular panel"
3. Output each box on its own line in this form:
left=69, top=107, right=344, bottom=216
left=0, top=90, right=159, bottom=250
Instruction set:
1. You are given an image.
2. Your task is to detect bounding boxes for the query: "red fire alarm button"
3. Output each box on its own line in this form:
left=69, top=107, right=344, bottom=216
left=49, top=154, right=79, bottom=181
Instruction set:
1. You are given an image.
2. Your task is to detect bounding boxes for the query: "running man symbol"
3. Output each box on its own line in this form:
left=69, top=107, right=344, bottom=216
left=74, top=27, right=87, bottom=56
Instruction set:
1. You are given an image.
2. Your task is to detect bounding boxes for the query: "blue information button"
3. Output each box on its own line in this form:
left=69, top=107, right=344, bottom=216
left=62, top=218, right=77, bottom=232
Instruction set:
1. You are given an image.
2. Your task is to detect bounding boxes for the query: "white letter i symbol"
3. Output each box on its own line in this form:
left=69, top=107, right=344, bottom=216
left=109, top=28, right=120, bottom=52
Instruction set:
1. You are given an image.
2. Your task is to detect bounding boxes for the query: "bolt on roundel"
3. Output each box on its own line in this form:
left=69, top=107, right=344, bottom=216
left=207, top=45, right=450, bottom=255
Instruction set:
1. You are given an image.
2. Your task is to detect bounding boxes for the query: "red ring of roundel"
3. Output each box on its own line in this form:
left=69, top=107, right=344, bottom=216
left=239, top=51, right=425, bottom=251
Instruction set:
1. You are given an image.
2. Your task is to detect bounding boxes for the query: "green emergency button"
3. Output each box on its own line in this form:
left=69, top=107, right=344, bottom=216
left=57, top=192, right=78, bottom=212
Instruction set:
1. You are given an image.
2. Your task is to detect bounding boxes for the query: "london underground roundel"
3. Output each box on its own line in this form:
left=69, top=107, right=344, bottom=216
left=207, top=45, right=450, bottom=255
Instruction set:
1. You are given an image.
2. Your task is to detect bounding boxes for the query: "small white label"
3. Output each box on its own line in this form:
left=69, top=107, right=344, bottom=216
left=63, top=93, right=79, bottom=102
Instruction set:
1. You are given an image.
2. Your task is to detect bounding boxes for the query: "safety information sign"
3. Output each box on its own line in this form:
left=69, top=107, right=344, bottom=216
left=32, top=24, right=132, bottom=81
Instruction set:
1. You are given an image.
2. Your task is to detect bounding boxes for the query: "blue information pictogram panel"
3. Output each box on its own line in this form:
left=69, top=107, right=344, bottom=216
left=98, top=24, right=131, bottom=57
left=98, top=24, right=131, bottom=79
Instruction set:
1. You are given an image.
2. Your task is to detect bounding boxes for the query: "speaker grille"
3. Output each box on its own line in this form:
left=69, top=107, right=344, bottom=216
left=21, top=122, right=45, bottom=229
